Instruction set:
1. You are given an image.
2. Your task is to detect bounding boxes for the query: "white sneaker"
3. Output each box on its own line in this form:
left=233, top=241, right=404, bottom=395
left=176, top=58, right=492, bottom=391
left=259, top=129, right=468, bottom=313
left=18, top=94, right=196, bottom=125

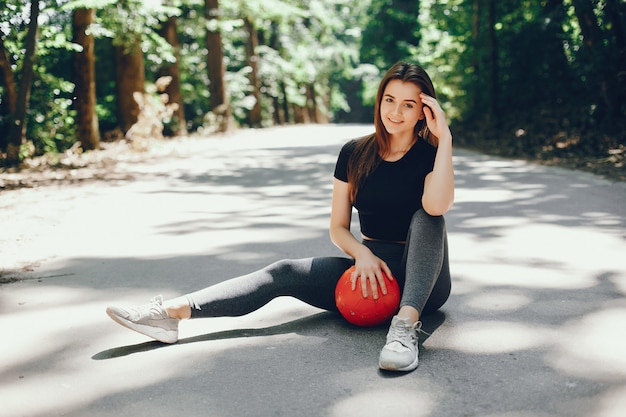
left=378, top=316, right=421, bottom=371
left=106, top=295, right=179, bottom=343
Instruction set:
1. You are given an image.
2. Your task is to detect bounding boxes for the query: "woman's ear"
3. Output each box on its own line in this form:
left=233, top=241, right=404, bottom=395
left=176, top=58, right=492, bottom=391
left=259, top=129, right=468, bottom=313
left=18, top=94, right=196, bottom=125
left=417, top=106, right=425, bottom=120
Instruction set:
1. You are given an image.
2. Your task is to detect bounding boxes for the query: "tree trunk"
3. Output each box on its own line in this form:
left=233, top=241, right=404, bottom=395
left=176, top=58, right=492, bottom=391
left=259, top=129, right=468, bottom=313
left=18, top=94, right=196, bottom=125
left=471, top=0, right=480, bottom=113
left=571, top=0, right=617, bottom=126
left=606, top=0, right=626, bottom=71
left=6, top=0, right=40, bottom=165
left=243, top=16, right=262, bottom=127
left=0, top=37, right=16, bottom=115
left=605, top=0, right=626, bottom=128
left=269, top=21, right=289, bottom=125
left=280, top=81, right=290, bottom=124
left=293, top=104, right=306, bottom=124
left=0, top=34, right=17, bottom=152
left=306, top=84, right=316, bottom=123
left=158, top=15, right=187, bottom=136
left=114, top=36, right=145, bottom=134
left=486, top=0, right=497, bottom=120
left=205, top=0, right=231, bottom=132
left=271, top=95, right=283, bottom=125
left=72, top=8, right=101, bottom=150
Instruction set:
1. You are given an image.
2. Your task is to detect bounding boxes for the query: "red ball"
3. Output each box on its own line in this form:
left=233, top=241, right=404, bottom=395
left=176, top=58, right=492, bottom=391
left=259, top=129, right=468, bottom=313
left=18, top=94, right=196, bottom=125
left=335, top=265, right=401, bottom=327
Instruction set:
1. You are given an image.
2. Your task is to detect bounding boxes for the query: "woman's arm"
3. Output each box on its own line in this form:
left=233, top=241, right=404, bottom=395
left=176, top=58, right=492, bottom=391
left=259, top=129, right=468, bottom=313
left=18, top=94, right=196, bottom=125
left=420, top=93, right=455, bottom=216
left=329, top=178, right=393, bottom=298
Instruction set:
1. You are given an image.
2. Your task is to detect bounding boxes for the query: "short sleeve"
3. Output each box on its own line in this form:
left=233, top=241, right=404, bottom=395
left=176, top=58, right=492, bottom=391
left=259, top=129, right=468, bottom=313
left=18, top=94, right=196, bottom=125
left=333, top=140, right=357, bottom=182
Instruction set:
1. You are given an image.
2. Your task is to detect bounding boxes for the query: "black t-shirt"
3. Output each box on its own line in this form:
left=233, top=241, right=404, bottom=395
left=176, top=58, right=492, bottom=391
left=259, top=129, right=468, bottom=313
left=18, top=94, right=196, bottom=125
left=333, top=137, right=437, bottom=241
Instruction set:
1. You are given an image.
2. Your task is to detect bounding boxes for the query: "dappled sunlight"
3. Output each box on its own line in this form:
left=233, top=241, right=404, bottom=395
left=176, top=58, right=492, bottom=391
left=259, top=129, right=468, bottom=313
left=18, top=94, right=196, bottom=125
left=1, top=131, right=344, bottom=279
left=495, top=224, right=624, bottom=269
left=580, top=211, right=623, bottom=228
left=465, top=290, right=532, bottom=312
left=429, top=321, right=551, bottom=354
left=453, top=154, right=534, bottom=174
left=1, top=292, right=188, bottom=416
left=591, top=385, right=626, bottom=417
left=0, top=352, right=178, bottom=417
left=450, top=219, right=625, bottom=291
left=329, top=387, right=435, bottom=417
left=609, top=273, right=626, bottom=296
left=455, top=187, right=534, bottom=204
left=3, top=125, right=626, bottom=417
left=457, top=262, right=595, bottom=290
left=482, top=412, right=558, bottom=417
left=1, top=290, right=330, bottom=417
left=204, top=226, right=324, bottom=251
left=0, top=284, right=93, bottom=315
left=458, top=216, right=530, bottom=229
left=1, top=287, right=116, bottom=371
left=547, top=303, right=626, bottom=381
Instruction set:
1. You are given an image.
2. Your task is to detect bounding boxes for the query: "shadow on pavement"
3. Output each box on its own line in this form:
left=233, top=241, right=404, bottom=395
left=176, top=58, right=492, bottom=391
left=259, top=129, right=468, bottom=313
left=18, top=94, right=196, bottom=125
left=2, top=126, right=626, bottom=417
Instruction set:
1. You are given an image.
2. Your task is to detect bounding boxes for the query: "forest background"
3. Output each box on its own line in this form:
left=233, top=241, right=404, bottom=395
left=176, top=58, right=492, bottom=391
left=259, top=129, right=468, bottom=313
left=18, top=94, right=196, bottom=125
left=0, top=0, right=625, bottom=180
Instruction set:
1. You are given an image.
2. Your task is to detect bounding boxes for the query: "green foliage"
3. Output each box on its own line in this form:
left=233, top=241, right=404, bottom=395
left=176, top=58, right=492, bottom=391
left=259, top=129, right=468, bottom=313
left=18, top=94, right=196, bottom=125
left=0, top=2, right=78, bottom=155
left=361, top=0, right=421, bottom=70
left=29, top=70, right=77, bottom=153
left=1, top=0, right=624, bottom=168
left=412, top=0, right=625, bottom=164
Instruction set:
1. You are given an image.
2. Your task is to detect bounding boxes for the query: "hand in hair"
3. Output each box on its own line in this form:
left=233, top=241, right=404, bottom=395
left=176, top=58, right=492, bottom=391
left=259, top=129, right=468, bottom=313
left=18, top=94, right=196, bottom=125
left=420, top=93, right=452, bottom=145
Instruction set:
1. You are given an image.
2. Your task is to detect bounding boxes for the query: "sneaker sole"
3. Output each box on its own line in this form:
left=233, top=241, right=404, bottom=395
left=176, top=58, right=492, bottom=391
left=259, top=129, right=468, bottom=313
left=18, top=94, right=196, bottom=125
left=106, top=308, right=178, bottom=344
left=379, top=357, right=419, bottom=372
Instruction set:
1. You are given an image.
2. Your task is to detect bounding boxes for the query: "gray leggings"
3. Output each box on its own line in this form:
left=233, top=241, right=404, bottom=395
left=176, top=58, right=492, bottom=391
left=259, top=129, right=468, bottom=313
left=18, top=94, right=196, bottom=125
left=186, top=209, right=451, bottom=318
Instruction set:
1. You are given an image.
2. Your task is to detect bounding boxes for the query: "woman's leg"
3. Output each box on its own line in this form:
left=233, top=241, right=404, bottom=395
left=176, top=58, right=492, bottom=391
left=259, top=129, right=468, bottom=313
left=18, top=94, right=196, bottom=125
left=379, top=209, right=451, bottom=372
left=107, top=256, right=353, bottom=343
left=180, top=257, right=354, bottom=319
left=399, top=209, right=451, bottom=317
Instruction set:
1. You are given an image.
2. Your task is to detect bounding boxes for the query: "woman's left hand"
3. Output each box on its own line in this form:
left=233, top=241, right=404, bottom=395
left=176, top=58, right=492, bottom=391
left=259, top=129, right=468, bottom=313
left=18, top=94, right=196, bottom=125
left=421, top=93, right=452, bottom=143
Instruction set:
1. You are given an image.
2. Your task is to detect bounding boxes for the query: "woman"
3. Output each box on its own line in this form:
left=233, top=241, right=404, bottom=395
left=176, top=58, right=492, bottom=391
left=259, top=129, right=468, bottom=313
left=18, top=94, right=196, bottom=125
left=107, top=62, right=454, bottom=372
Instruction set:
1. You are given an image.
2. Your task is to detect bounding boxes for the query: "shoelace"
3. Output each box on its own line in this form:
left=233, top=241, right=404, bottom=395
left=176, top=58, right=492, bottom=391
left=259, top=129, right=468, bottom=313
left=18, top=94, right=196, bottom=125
left=149, top=295, right=164, bottom=306
left=388, top=320, right=431, bottom=346
left=134, top=295, right=165, bottom=318
left=415, top=321, right=432, bottom=336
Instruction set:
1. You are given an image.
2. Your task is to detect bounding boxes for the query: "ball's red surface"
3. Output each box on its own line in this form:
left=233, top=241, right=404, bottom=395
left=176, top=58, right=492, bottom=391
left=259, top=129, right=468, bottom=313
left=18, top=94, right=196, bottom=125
left=335, top=265, right=401, bottom=327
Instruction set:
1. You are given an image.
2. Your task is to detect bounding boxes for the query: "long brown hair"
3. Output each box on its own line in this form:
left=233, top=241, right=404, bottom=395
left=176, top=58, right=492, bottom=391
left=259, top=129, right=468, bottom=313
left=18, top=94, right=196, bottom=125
left=347, top=62, right=438, bottom=202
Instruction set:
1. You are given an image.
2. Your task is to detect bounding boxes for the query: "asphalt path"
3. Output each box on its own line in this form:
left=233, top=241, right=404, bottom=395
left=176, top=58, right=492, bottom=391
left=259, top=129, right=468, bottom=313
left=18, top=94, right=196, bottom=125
left=1, top=124, right=626, bottom=417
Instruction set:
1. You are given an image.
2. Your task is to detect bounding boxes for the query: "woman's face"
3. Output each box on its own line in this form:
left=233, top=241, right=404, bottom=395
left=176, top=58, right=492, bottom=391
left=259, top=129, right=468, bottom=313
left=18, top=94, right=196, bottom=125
left=380, top=79, right=424, bottom=138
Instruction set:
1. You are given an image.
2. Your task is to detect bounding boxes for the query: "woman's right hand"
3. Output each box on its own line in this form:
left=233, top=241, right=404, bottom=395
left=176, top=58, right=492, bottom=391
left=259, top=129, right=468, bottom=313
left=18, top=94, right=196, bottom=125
left=351, top=253, right=395, bottom=300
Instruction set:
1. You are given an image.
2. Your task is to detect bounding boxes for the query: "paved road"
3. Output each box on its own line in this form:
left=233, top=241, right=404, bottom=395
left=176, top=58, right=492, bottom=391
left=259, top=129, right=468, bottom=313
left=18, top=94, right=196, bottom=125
left=2, top=124, right=626, bottom=417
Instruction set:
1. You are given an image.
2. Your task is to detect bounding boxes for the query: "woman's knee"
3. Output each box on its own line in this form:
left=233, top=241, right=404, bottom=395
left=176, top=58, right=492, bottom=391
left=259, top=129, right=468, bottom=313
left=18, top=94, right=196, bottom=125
left=410, top=209, right=445, bottom=233
left=265, top=258, right=304, bottom=277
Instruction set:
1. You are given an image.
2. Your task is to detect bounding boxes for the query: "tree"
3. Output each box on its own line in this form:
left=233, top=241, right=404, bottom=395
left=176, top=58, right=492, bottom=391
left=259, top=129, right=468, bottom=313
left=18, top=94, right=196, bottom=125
left=485, top=0, right=497, bottom=120
left=158, top=14, right=187, bottom=136
left=361, top=0, right=421, bottom=70
left=571, top=0, right=624, bottom=134
left=243, top=16, right=261, bottom=127
left=470, top=0, right=498, bottom=122
left=205, top=0, right=231, bottom=132
left=2, top=0, right=621, bottom=167
left=72, top=8, right=100, bottom=150
left=0, top=33, right=17, bottom=152
left=6, top=0, right=40, bottom=165
left=114, top=35, right=145, bottom=134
